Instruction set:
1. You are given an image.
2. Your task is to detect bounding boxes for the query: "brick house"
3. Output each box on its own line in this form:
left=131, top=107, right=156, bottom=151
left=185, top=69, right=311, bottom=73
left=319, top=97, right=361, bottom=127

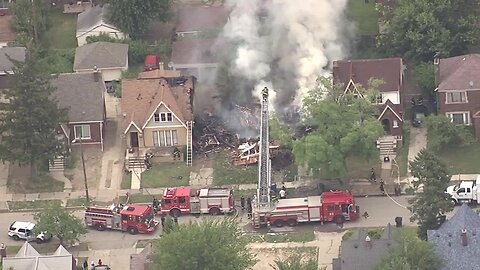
left=333, top=57, right=405, bottom=140
left=435, top=54, right=480, bottom=137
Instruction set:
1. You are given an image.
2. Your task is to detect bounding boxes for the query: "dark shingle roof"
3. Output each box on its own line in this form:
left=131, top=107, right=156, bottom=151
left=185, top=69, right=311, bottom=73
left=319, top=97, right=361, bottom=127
left=338, top=224, right=396, bottom=270
left=333, top=58, right=403, bottom=93
left=0, top=47, right=25, bottom=72
left=176, top=6, right=229, bottom=33
left=427, top=204, right=480, bottom=270
left=51, top=73, right=105, bottom=122
left=76, top=5, right=118, bottom=36
left=74, top=42, right=128, bottom=70
left=438, top=54, right=480, bottom=91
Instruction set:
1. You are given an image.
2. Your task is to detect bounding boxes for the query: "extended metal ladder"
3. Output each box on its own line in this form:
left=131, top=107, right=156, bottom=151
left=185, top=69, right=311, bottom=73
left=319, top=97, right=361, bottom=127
left=186, top=121, right=193, bottom=166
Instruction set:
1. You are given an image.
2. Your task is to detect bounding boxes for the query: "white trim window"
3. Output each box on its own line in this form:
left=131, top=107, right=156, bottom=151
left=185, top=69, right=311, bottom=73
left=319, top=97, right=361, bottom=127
left=446, top=92, right=467, bottom=104
left=446, top=112, right=470, bottom=125
left=393, top=120, right=399, bottom=128
left=153, top=130, right=179, bottom=147
left=74, top=125, right=91, bottom=139
left=154, top=112, right=173, bottom=122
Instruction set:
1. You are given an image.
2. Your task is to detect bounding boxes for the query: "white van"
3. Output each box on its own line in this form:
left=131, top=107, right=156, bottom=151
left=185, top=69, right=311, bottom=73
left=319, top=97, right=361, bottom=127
left=8, top=221, right=52, bottom=243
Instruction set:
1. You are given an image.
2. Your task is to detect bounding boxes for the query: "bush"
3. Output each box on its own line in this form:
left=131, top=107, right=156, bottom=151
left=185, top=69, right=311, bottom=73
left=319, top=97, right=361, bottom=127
left=424, top=115, right=475, bottom=152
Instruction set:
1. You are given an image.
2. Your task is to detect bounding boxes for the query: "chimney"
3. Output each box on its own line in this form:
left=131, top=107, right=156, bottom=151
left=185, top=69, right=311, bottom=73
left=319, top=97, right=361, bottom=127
left=461, top=229, right=468, bottom=246
left=93, top=65, right=100, bottom=82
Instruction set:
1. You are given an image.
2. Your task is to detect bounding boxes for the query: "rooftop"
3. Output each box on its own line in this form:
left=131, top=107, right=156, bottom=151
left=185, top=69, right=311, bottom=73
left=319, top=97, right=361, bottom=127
left=76, top=4, right=118, bottom=36
left=121, top=204, right=152, bottom=216
left=0, top=47, right=25, bottom=72
left=176, top=5, right=230, bottom=33
left=0, top=14, right=16, bottom=43
left=3, top=242, right=74, bottom=270
left=74, top=42, right=129, bottom=70
left=437, top=54, right=480, bottom=91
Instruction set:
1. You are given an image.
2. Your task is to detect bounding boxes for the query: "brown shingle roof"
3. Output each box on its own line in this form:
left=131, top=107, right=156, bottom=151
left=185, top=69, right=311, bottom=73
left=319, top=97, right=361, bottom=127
left=176, top=6, right=229, bottom=33
left=0, top=15, right=16, bottom=43
left=137, top=68, right=181, bottom=79
left=171, top=38, right=224, bottom=66
left=333, top=58, right=403, bottom=93
left=121, top=77, right=194, bottom=133
left=438, top=54, right=480, bottom=91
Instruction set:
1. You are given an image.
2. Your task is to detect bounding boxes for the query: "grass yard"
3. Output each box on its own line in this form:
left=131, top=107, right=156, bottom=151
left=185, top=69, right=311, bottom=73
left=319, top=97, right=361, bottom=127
left=8, top=170, right=65, bottom=194
left=121, top=171, right=132, bottom=189
left=347, top=0, right=379, bottom=35
left=141, top=162, right=190, bottom=188
left=249, top=230, right=315, bottom=243
left=41, top=9, right=77, bottom=49
left=119, top=193, right=161, bottom=204
left=345, top=155, right=381, bottom=180
left=437, top=142, right=480, bottom=174
left=8, top=199, right=62, bottom=210
left=213, top=152, right=258, bottom=185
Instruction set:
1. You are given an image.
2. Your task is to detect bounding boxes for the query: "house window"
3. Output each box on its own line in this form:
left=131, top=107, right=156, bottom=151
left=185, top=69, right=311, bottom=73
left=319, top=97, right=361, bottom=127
left=376, top=94, right=383, bottom=104
left=74, top=125, right=91, bottom=139
left=154, top=113, right=160, bottom=122
left=152, top=130, right=179, bottom=146
left=393, top=120, right=398, bottom=128
left=446, top=92, right=467, bottom=103
left=446, top=112, right=470, bottom=125
left=159, top=112, right=173, bottom=122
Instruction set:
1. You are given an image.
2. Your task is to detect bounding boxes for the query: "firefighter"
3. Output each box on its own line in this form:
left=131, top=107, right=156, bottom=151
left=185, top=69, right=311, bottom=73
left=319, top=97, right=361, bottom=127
left=246, top=197, right=252, bottom=219
left=172, top=147, right=181, bottom=160
left=240, top=196, right=245, bottom=210
left=174, top=216, right=178, bottom=225
left=152, top=197, right=159, bottom=211
left=379, top=179, right=385, bottom=195
left=83, top=260, right=88, bottom=270
left=98, top=259, right=102, bottom=266
left=370, top=168, right=376, bottom=182
left=160, top=215, right=166, bottom=227
left=279, top=188, right=286, bottom=199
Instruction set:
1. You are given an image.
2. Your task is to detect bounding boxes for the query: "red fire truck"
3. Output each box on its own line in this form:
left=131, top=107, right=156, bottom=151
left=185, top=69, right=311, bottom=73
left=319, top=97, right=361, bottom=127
left=254, top=190, right=360, bottom=228
left=158, top=186, right=235, bottom=217
left=85, top=203, right=159, bottom=234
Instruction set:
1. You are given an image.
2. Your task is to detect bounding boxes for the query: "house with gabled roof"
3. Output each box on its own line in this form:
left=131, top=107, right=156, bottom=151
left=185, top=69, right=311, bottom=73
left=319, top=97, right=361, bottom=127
left=333, top=57, right=405, bottom=141
left=2, top=241, right=75, bottom=270
left=121, top=76, right=195, bottom=157
left=175, top=5, right=230, bottom=37
left=51, top=72, right=106, bottom=150
left=427, top=204, right=480, bottom=270
left=435, top=54, right=480, bottom=137
left=76, top=4, right=124, bottom=46
left=74, top=41, right=129, bottom=81
left=333, top=224, right=397, bottom=270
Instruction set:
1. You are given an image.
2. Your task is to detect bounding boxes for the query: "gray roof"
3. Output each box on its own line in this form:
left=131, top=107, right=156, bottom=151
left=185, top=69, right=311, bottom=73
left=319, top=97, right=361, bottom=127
left=337, top=224, right=397, bottom=270
left=0, top=47, right=25, bottom=71
left=74, top=42, right=128, bottom=70
left=51, top=73, right=105, bottom=122
left=427, top=204, right=480, bottom=270
left=76, top=4, right=118, bottom=36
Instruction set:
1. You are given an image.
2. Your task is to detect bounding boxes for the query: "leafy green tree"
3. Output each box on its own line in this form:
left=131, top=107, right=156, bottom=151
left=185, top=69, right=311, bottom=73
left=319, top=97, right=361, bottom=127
left=153, top=218, right=255, bottom=270
left=377, top=0, right=480, bottom=62
left=270, top=114, right=293, bottom=149
left=10, top=0, right=49, bottom=43
left=106, top=0, right=172, bottom=39
left=408, top=149, right=453, bottom=239
left=292, top=77, right=384, bottom=178
left=413, top=62, right=435, bottom=99
left=375, top=229, right=443, bottom=270
left=0, top=50, right=68, bottom=180
left=272, top=254, right=320, bottom=270
left=424, top=115, right=474, bottom=152
left=33, top=203, right=87, bottom=246
left=162, top=215, right=175, bottom=234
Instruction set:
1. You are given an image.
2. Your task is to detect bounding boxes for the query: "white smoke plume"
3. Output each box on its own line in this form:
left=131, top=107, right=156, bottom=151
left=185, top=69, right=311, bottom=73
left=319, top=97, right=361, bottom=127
left=222, top=0, right=352, bottom=111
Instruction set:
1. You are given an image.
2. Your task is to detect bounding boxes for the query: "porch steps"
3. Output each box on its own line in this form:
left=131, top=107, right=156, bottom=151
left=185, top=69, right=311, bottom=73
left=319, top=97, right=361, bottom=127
left=377, top=137, right=397, bottom=157
left=49, top=156, right=66, bottom=172
left=186, top=121, right=193, bottom=166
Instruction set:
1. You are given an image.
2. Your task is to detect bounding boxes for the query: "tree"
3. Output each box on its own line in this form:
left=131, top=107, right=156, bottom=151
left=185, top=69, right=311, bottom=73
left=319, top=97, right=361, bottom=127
left=375, top=229, right=443, bottom=270
left=10, top=0, right=49, bottom=43
left=272, top=254, right=320, bottom=270
left=152, top=218, right=255, bottom=270
left=292, top=78, right=384, bottom=178
left=377, top=0, right=480, bottom=62
left=0, top=49, right=68, bottom=180
left=270, top=114, right=293, bottom=149
left=423, top=115, right=474, bottom=152
left=412, top=62, right=435, bottom=99
left=33, top=203, right=87, bottom=246
left=408, top=149, right=453, bottom=239
left=106, top=0, right=172, bottom=39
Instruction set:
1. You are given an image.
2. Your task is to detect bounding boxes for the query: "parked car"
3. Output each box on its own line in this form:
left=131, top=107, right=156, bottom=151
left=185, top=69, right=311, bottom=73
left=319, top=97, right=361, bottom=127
left=144, top=54, right=159, bottom=71
left=8, top=221, right=52, bottom=244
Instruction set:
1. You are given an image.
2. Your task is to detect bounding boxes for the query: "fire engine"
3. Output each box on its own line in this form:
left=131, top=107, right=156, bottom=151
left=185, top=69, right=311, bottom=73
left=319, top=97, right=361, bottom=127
left=251, top=87, right=360, bottom=228
left=85, top=203, right=159, bottom=234
left=158, top=186, right=235, bottom=217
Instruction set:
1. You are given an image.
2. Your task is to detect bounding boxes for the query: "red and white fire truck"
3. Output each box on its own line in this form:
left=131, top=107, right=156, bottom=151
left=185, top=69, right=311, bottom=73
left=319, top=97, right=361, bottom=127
left=255, top=190, right=360, bottom=228
left=85, top=203, right=159, bottom=234
left=158, top=186, right=235, bottom=217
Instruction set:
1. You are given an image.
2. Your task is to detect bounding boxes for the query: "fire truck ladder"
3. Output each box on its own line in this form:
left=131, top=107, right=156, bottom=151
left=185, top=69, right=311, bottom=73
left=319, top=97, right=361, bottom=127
left=186, top=121, right=193, bottom=166
left=254, top=87, right=272, bottom=228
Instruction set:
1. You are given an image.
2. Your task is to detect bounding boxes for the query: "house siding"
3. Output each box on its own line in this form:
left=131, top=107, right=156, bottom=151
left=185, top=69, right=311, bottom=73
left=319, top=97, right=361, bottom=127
left=145, top=104, right=184, bottom=127
left=68, top=122, right=103, bottom=144
left=76, top=68, right=124, bottom=82
left=125, top=127, right=187, bottom=149
left=77, top=25, right=124, bottom=46
left=378, top=108, right=403, bottom=137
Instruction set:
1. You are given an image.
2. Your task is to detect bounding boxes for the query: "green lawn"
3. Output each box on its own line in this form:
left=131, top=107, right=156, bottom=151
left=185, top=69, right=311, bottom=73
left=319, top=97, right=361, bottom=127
left=8, top=199, right=62, bottom=210
left=213, top=152, right=258, bottom=185
left=345, top=155, right=381, bottom=180
left=8, top=172, right=65, bottom=194
left=41, top=9, right=77, bottom=49
left=249, top=230, right=315, bottom=243
left=437, top=142, right=480, bottom=174
left=119, top=193, right=160, bottom=204
left=141, top=162, right=190, bottom=188
left=121, top=171, right=132, bottom=189
left=347, top=0, right=379, bottom=35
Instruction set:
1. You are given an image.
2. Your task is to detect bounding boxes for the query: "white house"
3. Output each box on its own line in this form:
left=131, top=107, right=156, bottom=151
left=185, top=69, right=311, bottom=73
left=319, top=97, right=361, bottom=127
left=76, top=4, right=125, bottom=46
left=73, top=42, right=129, bottom=81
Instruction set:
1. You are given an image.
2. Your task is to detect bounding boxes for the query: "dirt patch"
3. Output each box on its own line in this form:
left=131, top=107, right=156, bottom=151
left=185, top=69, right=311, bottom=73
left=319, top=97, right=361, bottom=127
left=8, top=164, right=64, bottom=193
left=64, top=146, right=102, bottom=191
left=252, top=247, right=317, bottom=270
